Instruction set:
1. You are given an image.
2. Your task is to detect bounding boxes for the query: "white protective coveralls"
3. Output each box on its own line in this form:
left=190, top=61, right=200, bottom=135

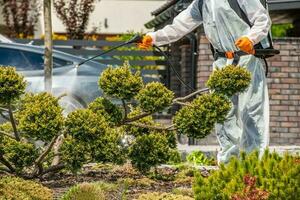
left=147, top=0, right=271, bottom=163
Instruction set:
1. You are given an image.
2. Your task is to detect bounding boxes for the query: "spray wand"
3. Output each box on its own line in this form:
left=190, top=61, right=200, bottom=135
left=75, top=34, right=195, bottom=91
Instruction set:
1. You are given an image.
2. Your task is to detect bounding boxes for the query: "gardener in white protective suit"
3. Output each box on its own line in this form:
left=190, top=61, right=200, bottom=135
left=139, top=0, right=271, bottom=163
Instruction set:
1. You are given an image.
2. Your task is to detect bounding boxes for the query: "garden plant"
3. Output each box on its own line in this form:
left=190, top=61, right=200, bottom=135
left=193, top=150, right=300, bottom=200
left=0, top=63, right=251, bottom=178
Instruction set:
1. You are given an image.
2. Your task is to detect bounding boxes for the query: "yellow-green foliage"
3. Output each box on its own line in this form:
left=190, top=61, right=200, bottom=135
left=129, top=132, right=171, bottom=173
left=91, top=129, right=125, bottom=165
left=136, top=82, right=174, bottom=113
left=65, top=109, right=108, bottom=143
left=1, top=137, right=38, bottom=172
left=88, top=97, right=123, bottom=125
left=124, top=107, right=158, bottom=137
left=173, top=93, right=231, bottom=139
left=0, top=66, right=26, bottom=105
left=61, top=182, right=118, bottom=200
left=136, top=192, right=194, bottom=200
left=17, top=92, right=64, bottom=142
left=99, top=64, right=143, bottom=100
left=193, top=150, right=300, bottom=200
left=207, top=65, right=251, bottom=97
left=60, top=136, right=89, bottom=173
left=0, top=176, right=53, bottom=200
left=63, top=109, right=125, bottom=172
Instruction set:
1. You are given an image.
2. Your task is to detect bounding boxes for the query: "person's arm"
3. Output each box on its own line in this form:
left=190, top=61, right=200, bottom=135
left=237, top=0, right=271, bottom=45
left=147, top=0, right=203, bottom=46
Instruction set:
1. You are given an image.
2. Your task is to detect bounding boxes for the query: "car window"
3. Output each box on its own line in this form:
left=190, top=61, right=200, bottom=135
left=0, top=47, right=30, bottom=69
left=53, top=57, right=73, bottom=68
left=0, top=47, right=73, bottom=70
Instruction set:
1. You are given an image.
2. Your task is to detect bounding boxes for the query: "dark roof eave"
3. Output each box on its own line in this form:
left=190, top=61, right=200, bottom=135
left=151, top=0, right=178, bottom=16
left=145, top=0, right=300, bottom=29
left=269, top=0, right=300, bottom=11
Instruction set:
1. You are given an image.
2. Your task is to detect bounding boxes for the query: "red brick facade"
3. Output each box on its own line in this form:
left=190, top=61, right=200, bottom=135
left=175, top=35, right=300, bottom=145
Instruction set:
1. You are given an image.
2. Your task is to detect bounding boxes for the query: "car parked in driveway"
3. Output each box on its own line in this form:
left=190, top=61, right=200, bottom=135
left=0, top=35, right=158, bottom=113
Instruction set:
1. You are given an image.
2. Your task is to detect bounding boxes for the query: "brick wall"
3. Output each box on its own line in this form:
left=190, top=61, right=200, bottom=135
left=175, top=35, right=300, bottom=146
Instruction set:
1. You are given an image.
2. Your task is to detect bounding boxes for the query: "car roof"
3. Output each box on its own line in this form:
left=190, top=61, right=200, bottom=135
left=0, top=34, right=13, bottom=43
left=0, top=41, right=103, bottom=67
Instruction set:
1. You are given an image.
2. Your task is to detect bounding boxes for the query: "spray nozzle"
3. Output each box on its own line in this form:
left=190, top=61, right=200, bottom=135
left=126, top=34, right=144, bottom=44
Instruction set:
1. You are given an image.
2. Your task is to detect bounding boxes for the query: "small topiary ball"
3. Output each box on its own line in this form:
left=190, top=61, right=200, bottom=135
left=61, top=182, right=106, bottom=200
left=206, top=65, right=251, bottom=97
left=0, top=66, right=26, bottom=105
left=65, top=109, right=109, bottom=143
left=17, top=92, right=64, bottom=142
left=99, top=64, right=143, bottom=100
left=129, top=132, right=171, bottom=173
left=136, top=82, right=174, bottom=113
left=88, top=97, right=123, bottom=125
left=173, top=93, right=231, bottom=139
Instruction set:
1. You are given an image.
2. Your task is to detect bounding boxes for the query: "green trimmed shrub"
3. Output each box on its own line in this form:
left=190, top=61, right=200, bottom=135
left=60, top=136, right=89, bottom=173
left=88, top=97, right=123, bottom=125
left=137, top=192, right=194, bottom=200
left=207, top=65, right=251, bottom=97
left=0, top=176, right=53, bottom=200
left=65, top=109, right=108, bottom=143
left=99, top=64, right=143, bottom=100
left=91, top=129, right=126, bottom=165
left=136, top=82, right=174, bottom=113
left=129, top=132, right=171, bottom=173
left=124, top=107, right=158, bottom=137
left=61, top=182, right=118, bottom=200
left=63, top=109, right=125, bottom=172
left=193, top=150, right=300, bottom=200
left=173, top=93, right=231, bottom=139
left=1, top=137, right=38, bottom=172
left=0, top=66, right=26, bottom=105
left=17, top=92, right=64, bottom=142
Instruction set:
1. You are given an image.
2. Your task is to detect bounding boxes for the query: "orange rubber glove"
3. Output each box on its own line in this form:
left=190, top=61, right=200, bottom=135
left=235, top=36, right=255, bottom=55
left=138, top=35, right=153, bottom=49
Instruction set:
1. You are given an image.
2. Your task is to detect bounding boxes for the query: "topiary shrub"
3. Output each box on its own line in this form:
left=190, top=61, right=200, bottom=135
left=136, top=82, right=174, bottom=113
left=137, top=192, right=194, bottom=200
left=0, top=66, right=26, bottom=105
left=65, top=109, right=108, bottom=143
left=129, top=132, right=171, bottom=173
left=88, top=97, right=123, bottom=125
left=99, top=64, right=143, bottom=100
left=193, top=150, right=300, bottom=200
left=62, top=109, right=125, bottom=172
left=207, top=65, right=251, bottom=97
left=17, top=92, right=64, bottom=142
left=173, top=93, right=231, bottom=139
left=0, top=176, right=53, bottom=200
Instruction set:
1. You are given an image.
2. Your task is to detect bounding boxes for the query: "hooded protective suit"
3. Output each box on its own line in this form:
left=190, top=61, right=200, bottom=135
left=147, top=0, right=271, bottom=163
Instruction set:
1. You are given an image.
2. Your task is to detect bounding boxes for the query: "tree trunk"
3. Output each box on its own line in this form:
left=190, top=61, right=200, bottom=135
left=44, top=0, right=53, bottom=93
